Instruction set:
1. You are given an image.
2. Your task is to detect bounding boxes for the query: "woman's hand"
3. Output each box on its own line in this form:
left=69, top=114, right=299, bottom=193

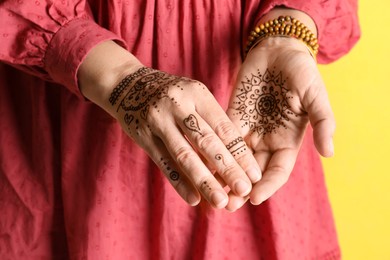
left=227, top=36, right=335, bottom=206
left=78, top=41, right=262, bottom=209
left=110, top=67, right=264, bottom=208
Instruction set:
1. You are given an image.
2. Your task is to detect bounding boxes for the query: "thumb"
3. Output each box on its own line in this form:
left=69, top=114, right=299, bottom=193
left=304, top=81, right=336, bottom=157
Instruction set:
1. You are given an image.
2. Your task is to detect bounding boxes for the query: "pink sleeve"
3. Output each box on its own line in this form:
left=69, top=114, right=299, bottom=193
left=243, top=0, right=361, bottom=64
left=0, top=1, right=128, bottom=99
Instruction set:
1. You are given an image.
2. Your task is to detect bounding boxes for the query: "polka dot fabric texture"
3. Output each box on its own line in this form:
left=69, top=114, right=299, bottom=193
left=0, top=0, right=359, bottom=259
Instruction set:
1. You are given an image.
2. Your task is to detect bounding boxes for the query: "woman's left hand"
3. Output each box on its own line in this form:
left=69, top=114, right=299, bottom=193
left=226, top=36, right=335, bottom=209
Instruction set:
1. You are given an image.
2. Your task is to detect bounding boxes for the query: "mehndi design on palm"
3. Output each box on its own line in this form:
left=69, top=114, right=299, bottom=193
left=231, top=69, right=296, bottom=137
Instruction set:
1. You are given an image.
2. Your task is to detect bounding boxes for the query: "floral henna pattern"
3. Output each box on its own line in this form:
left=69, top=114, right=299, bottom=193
left=232, top=69, right=296, bottom=136
left=109, top=67, right=154, bottom=106
left=110, top=67, right=189, bottom=135
left=117, top=70, right=182, bottom=119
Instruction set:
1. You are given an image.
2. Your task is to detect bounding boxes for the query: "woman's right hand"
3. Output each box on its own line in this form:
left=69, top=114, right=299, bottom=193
left=78, top=41, right=262, bottom=209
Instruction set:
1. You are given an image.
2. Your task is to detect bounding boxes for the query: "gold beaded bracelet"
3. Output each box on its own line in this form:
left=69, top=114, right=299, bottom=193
left=245, top=16, right=319, bottom=60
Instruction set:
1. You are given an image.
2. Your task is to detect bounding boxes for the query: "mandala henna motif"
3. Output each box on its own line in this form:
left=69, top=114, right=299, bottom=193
left=232, top=69, right=295, bottom=136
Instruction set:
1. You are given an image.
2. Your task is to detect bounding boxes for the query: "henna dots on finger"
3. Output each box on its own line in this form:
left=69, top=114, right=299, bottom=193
left=202, top=181, right=212, bottom=191
left=160, top=157, right=180, bottom=181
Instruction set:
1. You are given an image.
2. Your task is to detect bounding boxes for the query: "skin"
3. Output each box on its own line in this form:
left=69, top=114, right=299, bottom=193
left=78, top=8, right=335, bottom=212
left=227, top=9, right=335, bottom=209
left=78, top=43, right=262, bottom=210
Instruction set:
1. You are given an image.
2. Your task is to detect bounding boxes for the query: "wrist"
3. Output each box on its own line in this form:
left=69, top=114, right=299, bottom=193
left=247, top=36, right=313, bottom=64
left=245, top=8, right=318, bottom=60
left=78, top=41, right=143, bottom=117
left=258, top=7, right=317, bottom=37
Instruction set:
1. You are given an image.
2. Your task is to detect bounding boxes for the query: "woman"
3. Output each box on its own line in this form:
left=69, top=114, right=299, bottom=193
left=0, top=0, right=359, bottom=259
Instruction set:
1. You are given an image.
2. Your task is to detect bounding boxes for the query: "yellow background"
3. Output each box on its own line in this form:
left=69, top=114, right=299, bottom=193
left=319, top=1, right=390, bottom=259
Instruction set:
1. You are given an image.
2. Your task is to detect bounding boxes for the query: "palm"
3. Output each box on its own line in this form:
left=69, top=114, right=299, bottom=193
left=227, top=38, right=335, bottom=205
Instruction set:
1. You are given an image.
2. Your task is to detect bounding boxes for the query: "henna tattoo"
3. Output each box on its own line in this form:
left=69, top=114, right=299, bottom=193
left=232, top=68, right=295, bottom=136
left=202, top=181, right=212, bottom=191
left=169, top=171, right=180, bottom=181
left=183, top=114, right=202, bottom=136
left=124, top=114, right=134, bottom=126
left=110, top=67, right=203, bottom=138
left=215, top=154, right=227, bottom=166
left=160, top=158, right=180, bottom=181
left=109, top=67, right=154, bottom=105
left=117, top=70, right=181, bottom=113
left=226, top=137, right=247, bottom=157
left=110, top=67, right=188, bottom=135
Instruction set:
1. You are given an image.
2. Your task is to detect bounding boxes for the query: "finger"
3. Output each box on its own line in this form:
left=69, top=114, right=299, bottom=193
left=304, top=79, right=336, bottom=157
left=214, top=173, right=249, bottom=212
left=196, top=95, right=262, bottom=183
left=146, top=136, right=201, bottom=206
left=178, top=111, right=253, bottom=197
left=249, top=148, right=298, bottom=205
left=252, top=150, right=272, bottom=173
left=214, top=172, right=249, bottom=212
left=213, top=172, right=249, bottom=212
left=156, top=124, right=229, bottom=209
left=214, top=172, right=227, bottom=187
left=200, top=155, right=228, bottom=187
left=225, top=192, right=249, bottom=212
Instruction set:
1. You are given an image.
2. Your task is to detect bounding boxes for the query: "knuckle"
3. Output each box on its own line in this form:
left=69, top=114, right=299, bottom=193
left=146, top=108, right=160, bottom=123
left=186, top=80, right=204, bottom=88
left=167, top=85, right=182, bottom=98
left=214, top=120, right=236, bottom=139
left=197, top=132, right=218, bottom=150
left=185, top=81, right=211, bottom=95
left=218, top=163, right=237, bottom=179
left=174, top=146, right=196, bottom=167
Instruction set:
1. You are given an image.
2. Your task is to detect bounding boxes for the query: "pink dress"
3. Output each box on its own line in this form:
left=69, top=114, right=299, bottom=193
left=0, top=1, right=360, bottom=259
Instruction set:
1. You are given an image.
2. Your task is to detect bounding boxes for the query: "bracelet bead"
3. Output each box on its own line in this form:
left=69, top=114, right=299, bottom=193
left=245, top=15, right=319, bottom=60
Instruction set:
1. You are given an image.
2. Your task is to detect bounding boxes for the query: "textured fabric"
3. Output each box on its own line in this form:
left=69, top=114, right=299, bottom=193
left=0, top=1, right=360, bottom=259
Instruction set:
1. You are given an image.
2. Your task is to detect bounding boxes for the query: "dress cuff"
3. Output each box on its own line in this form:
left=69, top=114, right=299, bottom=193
left=44, top=18, right=128, bottom=99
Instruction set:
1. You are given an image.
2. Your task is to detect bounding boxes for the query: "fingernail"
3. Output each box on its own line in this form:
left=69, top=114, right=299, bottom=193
left=250, top=197, right=262, bottom=206
left=234, top=179, right=251, bottom=196
left=226, top=206, right=238, bottom=213
left=187, top=193, right=200, bottom=206
left=247, top=167, right=261, bottom=183
left=226, top=195, right=249, bottom=212
left=211, top=191, right=228, bottom=208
